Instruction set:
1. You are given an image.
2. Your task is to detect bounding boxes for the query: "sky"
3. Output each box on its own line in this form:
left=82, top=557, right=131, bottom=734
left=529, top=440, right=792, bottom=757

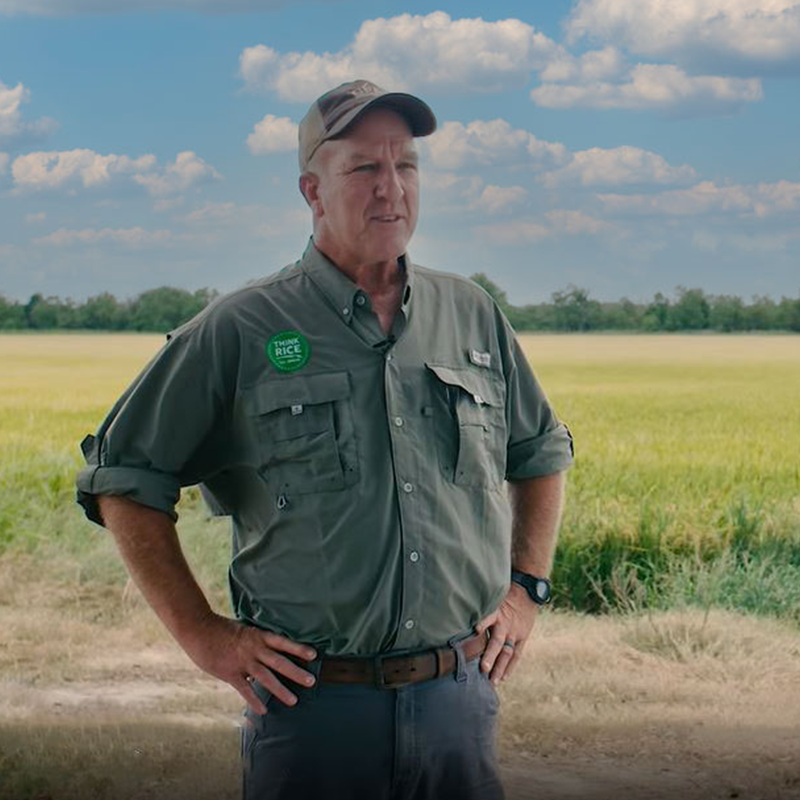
left=0, top=0, right=798, bottom=304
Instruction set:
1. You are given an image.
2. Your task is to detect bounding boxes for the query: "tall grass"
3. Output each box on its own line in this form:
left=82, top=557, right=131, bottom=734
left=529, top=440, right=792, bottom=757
left=2, top=334, right=799, bottom=623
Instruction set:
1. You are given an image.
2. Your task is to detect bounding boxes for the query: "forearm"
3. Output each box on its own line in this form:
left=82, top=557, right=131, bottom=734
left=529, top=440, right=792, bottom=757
left=508, top=471, right=566, bottom=577
left=97, top=494, right=214, bottom=651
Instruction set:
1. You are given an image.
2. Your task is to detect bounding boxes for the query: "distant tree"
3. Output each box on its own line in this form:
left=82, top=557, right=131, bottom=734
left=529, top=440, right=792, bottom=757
left=744, top=295, right=779, bottom=330
left=668, top=287, right=709, bottom=330
left=128, top=286, right=217, bottom=332
left=0, top=294, right=26, bottom=329
left=552, top=285, right=601, bottom=331
left=77, top=292, right=125, bottom=330
left=643, top=292, right=670, bottom=331
left=776, top=293, right=800, bottom=332
left=599, top=297, right=644, bottom=330
left=709, top=295, right=746, bottom=331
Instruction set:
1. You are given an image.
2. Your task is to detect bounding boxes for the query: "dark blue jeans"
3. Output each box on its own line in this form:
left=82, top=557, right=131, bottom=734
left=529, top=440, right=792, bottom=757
left=241, top=635, right=505, bottom=800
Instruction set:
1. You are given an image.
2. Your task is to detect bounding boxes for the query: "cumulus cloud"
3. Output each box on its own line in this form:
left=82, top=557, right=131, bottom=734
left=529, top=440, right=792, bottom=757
left=476, top=210, right=613, bottom=244
left=239, top=12, right=561, bottom=100
left=542, top=146, right=696, bottom=187
left=531, top=63, right=763, bottom=113
left=247, top=114, right=298, bottom=155
left=0, top=0, right=306, bottom=13
left=597, top=179, right=800, bottom=217
left=33, top=227, right=171, bottom=247
left=0, top=77, right=58, bottom=144
left=25, top=211, right=46, bottom=223
left=12, top=149, right=156, bottom=190
left=131, top=152, right=221, bottom=196
left=566, top=0, right=800, bottom=73
left=539, top=46, right=626, bottom=83
left=423, top=119, right=568, bottom=171
left=471, top=184, right=528, bottom=214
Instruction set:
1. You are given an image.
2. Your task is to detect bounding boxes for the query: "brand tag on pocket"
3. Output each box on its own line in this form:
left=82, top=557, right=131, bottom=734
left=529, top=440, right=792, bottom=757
left=291, top=404, right=304, bottom=416
left=470, top=349, right=491, bottom=368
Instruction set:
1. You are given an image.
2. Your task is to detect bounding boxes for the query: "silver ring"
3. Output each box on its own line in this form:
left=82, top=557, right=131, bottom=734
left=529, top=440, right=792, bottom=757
left=502, top=640, right=516, bottom=651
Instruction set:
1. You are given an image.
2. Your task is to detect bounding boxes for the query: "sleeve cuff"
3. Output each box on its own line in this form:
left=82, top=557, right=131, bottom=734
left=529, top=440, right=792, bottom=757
left=506, top=422, right=575, bottom=481
left=76, top=464, right=181, bottom=526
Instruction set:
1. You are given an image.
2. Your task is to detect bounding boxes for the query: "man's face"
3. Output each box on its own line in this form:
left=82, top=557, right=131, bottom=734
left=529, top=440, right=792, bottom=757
left=306, top=107, right=420, bottom=267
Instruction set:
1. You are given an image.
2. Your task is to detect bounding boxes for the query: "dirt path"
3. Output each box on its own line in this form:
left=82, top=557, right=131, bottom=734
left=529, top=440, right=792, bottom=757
left=1, top=603, right=799, bottom=800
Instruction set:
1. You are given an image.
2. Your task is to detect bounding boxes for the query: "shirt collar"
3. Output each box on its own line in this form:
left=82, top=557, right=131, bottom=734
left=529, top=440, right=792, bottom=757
left=300, top=238, right=414, bottom=324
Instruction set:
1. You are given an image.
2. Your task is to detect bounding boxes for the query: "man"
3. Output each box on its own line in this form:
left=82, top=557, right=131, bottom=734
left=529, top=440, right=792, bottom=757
left=76, top=80, right=574, bottom=800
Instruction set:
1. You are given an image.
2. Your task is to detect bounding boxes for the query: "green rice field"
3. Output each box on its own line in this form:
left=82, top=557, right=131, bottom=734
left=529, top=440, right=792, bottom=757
left=1, top=333, right=799, bottom=622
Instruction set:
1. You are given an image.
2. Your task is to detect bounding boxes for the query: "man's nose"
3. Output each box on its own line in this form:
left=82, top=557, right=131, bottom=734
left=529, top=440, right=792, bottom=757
left=375, top=165, right=404, bottom=202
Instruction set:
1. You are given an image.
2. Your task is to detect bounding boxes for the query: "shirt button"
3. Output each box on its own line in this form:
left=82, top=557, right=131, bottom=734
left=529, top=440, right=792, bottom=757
left=402, top=482, right=414, bottom=493
left=409, top=551, right=419, bottom=562
left=356, top=295, right=366, bottom=306
left=342, top=307, right=350, bottom=316
left=404, top=619, right=415, bottom=630
left=393, top=416, right=404, bottom=427
left=386, top=353, right=393, bottom=362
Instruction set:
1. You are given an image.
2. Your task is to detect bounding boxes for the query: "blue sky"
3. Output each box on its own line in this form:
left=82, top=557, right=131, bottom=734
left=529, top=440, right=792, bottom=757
left=0, top=0, right=798, bottom=304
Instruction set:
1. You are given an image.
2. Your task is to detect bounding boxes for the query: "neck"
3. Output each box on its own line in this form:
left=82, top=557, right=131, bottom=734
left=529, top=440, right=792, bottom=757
left=314, top=239, right=405, bottom=296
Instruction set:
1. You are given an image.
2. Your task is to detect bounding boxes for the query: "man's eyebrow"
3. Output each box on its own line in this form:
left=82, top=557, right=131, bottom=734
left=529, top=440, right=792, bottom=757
left=345, top=150, right=419, bottom=164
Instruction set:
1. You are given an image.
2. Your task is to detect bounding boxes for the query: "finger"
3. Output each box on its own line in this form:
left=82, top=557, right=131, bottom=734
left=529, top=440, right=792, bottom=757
left=480, top=622, right=509, bottom=674
left=474, top=611, right=498, bottom=635
left=262, top=632, right=317, bottom=661
left=249, top=663, right=298, bottom=708
left=490, top=646, right=514, bottom=684
left=234, top=677, right=269, bottom=716
left=258, top=650, right=317, bottom=689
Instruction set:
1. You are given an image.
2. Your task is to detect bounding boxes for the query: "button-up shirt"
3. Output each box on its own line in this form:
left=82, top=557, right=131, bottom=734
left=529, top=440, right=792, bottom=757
left=76, top=240, right=574, bottom=656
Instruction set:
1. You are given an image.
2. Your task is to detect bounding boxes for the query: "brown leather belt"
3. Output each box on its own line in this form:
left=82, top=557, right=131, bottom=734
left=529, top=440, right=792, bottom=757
left=318, top=631, right=488, bottom=689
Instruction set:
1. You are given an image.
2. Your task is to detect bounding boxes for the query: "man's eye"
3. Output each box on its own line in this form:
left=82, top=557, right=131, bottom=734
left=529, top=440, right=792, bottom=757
left=353, top=164, right=376, bottom=172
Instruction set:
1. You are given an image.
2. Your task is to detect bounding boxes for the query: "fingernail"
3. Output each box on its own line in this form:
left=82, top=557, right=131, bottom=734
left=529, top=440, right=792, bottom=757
left=307, top=650, right=317, bottom=660
left=482, top=661, right=490, bottom=671
left=288, top=695, right=297, bottom=705
left=305, top=675, right=315, bottom=686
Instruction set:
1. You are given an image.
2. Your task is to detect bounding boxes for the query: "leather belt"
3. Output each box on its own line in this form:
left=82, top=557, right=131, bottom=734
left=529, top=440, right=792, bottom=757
left=318, top=631, right=488, bottom=689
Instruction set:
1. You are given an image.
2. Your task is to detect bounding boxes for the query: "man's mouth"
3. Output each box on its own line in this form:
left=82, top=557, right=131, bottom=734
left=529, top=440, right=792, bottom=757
left=372, top=215, right=402, bottom=223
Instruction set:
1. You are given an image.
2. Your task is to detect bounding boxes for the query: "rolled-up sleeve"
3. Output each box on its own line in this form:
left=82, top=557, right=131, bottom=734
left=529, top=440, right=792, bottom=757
left=75, top=304, right=239, bottom=527
left=502, top=321, right=574, bottom=481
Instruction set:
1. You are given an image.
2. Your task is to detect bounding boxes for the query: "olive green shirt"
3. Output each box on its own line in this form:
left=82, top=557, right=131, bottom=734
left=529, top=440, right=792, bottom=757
left=76, top=240, right=573, bottom=656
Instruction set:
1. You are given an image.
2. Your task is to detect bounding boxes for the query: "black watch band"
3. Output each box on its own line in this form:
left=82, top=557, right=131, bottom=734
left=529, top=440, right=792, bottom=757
left=510, top=570, right=552, bottom=606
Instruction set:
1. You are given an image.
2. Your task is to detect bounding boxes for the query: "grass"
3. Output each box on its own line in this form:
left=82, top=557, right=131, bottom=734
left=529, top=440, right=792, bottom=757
left=1, top=333, right=799, bottom=622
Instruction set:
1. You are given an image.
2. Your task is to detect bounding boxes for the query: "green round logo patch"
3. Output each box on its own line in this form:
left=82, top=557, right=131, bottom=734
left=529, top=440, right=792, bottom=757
left=266, top=330, right=311, bottom=372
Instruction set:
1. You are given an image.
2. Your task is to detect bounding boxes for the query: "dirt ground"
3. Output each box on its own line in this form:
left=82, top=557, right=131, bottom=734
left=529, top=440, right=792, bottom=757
left=1, top=567, right=799, bottom=800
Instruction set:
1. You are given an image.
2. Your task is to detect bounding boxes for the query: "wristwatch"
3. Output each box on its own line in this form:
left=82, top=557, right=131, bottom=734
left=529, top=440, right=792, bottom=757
left=510, top=570, right=552, bottom=606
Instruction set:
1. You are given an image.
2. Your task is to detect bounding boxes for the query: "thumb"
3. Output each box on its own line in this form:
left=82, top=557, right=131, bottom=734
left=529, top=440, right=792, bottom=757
left=474, top=610, right=498, bottom=635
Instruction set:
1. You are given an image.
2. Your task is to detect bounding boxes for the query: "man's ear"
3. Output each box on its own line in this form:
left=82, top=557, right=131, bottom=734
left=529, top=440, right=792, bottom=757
left=299, top=173, right=323, bottom=217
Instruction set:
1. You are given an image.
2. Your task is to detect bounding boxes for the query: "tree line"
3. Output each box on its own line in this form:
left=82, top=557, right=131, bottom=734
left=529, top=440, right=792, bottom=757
left=1, top=279, right=799, bottom=332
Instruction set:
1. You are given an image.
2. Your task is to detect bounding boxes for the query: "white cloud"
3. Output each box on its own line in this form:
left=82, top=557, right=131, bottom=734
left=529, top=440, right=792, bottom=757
left=566, top=0, right=800, bottom=73
left=471, top=185, right=528, bottom=214
left=597, top=179, right=800, bottom=217
left=11, top=149, right=156, bottom=190
left=131, top=151, right=220, bottom=196
left=0, top=77, right=57, bottom=143
left=239, top=12, right=561, bottom=100
left=423, top=119, right=568, bottom=171
left=25, top=211, right=46, bottom=223
left=531, top=63, right=763, bottom=113
left=476, top=210, right=612, bottom=244
left=183, top=201, right=237, bottom=223
left=33, top=227, right=171, bottom=247
left=540, top=46, right=626, bottom=83
left=0, top=0, right=305, bottom=13
left=542, top=146, right=696, bottom=187
left=247, top=114, right=298, bottom=155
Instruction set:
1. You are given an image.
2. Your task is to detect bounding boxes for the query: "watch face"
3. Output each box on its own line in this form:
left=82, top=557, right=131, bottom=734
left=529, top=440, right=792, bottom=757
left=534, top=579, right=551, bottom=602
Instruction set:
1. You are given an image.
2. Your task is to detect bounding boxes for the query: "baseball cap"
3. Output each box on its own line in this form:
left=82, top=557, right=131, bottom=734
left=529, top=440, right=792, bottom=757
left=298, top=79, right=437, bottom=172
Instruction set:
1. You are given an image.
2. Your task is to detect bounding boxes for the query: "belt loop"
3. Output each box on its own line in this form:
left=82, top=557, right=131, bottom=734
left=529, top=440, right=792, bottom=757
left=447, top=633, right=469, bottom=683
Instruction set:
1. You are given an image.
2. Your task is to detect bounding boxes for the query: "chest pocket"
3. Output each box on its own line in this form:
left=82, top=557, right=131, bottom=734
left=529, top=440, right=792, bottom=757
left=426, top=363, right=507, bottom=490
left=245, top=371, right=359, bottom=495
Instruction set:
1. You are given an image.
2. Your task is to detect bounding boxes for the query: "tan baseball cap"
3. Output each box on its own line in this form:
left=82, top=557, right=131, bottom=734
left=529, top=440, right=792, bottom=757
left=298, top=79, right=437, bottom=172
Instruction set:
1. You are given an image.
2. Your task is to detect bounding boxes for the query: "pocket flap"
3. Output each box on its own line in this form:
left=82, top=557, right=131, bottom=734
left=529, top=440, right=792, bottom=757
left=426, top=363, right=504, bottom=408
left=246, top=371, right=350, bottom=416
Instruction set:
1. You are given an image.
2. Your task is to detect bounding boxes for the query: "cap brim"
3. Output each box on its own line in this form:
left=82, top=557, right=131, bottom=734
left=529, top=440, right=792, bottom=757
left=328, top=92, right=437, bottom=141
